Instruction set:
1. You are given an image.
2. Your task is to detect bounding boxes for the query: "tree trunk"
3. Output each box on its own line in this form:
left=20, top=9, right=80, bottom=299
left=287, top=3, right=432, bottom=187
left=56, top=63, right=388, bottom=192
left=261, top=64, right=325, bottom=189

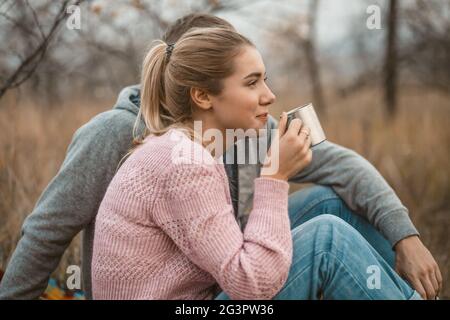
left=384, top=0, right=398, bottom=118
left=304, top=0, right=326, bottom=116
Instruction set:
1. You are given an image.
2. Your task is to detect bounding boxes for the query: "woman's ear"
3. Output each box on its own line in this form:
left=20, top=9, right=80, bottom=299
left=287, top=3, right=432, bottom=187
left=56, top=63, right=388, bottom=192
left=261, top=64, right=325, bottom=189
left=190, top=87, right=213, bottom=111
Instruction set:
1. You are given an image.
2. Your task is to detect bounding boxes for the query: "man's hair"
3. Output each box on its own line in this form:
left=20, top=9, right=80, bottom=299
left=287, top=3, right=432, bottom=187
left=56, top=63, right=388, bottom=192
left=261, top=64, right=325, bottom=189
left=162, top=13, right=235, bottom=44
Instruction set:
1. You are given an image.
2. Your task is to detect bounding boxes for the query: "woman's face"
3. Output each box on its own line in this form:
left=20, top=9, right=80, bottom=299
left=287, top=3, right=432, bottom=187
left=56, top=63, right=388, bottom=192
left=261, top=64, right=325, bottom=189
left=209, top=45, right=276, bottom=132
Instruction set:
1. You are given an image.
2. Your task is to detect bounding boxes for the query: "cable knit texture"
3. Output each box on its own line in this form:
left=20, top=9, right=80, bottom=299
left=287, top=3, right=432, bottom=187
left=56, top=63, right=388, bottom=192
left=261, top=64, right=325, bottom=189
left=91, top=128, right=292, bottom=300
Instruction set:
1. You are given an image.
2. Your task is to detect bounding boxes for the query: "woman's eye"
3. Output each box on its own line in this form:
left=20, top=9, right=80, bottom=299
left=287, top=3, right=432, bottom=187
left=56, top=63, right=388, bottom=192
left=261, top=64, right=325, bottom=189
left=248, top=77, right=268, bottom=87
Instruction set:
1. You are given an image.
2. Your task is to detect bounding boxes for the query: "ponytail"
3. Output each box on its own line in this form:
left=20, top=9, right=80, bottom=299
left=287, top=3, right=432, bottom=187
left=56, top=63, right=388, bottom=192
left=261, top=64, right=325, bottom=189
left=118, top=41, right=172, bottom=172
left=133, top=41, right=168, bottom=147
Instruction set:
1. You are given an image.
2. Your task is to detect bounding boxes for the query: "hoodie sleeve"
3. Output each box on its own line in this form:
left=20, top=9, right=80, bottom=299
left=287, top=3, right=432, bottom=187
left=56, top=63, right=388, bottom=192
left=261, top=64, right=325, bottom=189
left=0, top=110, right=136, bottom=300
left=266, top=115, right=419, bottom=247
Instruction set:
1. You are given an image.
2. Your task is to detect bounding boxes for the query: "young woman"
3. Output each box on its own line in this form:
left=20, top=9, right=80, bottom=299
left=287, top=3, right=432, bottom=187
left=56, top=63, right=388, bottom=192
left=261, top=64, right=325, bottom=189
left=91, top=27, right=421, bottom=300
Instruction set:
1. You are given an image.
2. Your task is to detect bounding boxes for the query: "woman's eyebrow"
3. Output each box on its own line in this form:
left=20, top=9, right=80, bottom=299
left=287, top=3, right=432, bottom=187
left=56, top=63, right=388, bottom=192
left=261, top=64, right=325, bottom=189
left=243, top=71, right=267, bottom=80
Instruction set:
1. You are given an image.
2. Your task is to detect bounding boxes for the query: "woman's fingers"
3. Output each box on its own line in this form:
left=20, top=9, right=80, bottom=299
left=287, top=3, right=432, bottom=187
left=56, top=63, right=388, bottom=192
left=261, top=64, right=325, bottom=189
left=278, top=112, right=288, bottom=136
left=300, top=129, right=312, bottom=151
left=287, top=118, right=302, bottom=136
left=299, top=126, right=311, bottom=139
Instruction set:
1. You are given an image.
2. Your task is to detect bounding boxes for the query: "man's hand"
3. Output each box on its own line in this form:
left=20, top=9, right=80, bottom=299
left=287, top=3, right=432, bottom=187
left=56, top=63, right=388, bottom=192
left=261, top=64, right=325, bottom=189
left=394, top=235, right=443, bottom=299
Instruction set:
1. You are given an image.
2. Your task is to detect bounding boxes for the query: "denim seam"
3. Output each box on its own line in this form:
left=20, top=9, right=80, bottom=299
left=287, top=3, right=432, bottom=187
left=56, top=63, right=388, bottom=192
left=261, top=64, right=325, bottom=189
left=282, top=250, right=377, bottom=300
left=325, top=250, right=378, bottom=300
left=407, top=290, right=421, bottom=300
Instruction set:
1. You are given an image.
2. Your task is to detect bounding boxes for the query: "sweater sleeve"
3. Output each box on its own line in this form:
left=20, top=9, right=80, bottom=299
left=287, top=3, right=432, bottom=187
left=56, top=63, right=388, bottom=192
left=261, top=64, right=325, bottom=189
left=153, top=162, right=292, bottom=300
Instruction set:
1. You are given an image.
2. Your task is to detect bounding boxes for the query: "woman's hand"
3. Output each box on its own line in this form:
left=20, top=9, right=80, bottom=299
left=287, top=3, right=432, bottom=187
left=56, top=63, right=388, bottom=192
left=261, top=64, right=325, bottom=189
left=394, top=235, right=443, bottom=299
left=261, top=112, right=312, bottom=181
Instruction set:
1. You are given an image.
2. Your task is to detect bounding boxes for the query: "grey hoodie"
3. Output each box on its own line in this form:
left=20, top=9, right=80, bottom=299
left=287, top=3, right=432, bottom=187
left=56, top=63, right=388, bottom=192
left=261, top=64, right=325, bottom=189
left=0, top=85, right=419, bottom=300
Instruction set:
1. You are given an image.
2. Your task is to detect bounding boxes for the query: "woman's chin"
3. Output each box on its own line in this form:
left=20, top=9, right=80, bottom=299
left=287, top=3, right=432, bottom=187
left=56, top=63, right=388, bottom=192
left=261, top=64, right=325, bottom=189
left=254, top=116, right=268, bottom=129
left=243, top=122, right=265, bottom=133
left=231, top=119, right=267, bottom=136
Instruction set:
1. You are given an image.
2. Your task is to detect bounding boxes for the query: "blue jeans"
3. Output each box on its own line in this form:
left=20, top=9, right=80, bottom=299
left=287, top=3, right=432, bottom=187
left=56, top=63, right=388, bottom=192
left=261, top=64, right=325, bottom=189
left=215, top=185, right=421, bottom=300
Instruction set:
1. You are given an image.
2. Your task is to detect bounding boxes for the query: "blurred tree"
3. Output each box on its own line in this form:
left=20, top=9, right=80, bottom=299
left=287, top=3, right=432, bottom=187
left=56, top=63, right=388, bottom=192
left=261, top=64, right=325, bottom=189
left=402, top=0, right=450, bottom=92
left=269, top=0, right=327, bottom=117
left=303, top=0, right=326, bottom=116
left=0, top=0, right=268, bottom=105
left=384, top=0, right=398, bottom=118
left=341, top=0, right=449, bottom=103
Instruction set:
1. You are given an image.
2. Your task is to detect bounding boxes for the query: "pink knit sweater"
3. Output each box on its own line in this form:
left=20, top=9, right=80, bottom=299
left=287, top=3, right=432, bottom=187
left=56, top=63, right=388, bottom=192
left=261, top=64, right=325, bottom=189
left=91, top=128, right=292, bottom=300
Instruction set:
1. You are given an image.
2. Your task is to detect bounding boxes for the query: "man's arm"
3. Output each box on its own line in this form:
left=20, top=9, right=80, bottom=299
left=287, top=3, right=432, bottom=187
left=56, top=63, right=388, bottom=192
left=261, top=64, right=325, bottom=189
left=283, top=125, right=442, bottom=299
left=266, top=115, right=419, bottom=247
left=0, top=110, right=135, bottom=299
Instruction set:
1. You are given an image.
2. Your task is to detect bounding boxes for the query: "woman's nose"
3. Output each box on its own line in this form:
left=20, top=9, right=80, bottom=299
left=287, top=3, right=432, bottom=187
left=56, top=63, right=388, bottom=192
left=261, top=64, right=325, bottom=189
left=260, top=84, right=276, bottom=106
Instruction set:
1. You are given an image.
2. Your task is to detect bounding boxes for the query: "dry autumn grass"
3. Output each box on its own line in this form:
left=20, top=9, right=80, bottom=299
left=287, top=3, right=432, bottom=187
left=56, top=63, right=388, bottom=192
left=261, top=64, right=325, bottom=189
left=0, top=86, right=449, bottom=298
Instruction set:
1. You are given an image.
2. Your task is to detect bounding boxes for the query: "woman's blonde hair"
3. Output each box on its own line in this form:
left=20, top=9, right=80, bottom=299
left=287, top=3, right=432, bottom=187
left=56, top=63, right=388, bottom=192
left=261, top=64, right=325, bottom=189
left=134, top=27, right=254, bottom=146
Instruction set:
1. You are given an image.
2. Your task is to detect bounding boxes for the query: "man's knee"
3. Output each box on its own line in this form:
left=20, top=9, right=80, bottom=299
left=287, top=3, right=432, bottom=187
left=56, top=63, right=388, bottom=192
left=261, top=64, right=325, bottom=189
left=309, top=185, right=339, bottom=199
left=308, top=214, right=350, bottom=229
left=292, top=214, right=354, bottom=244
left=289, top=185, right=340, bottom=208
left=288, top=186, right=345, bottom=224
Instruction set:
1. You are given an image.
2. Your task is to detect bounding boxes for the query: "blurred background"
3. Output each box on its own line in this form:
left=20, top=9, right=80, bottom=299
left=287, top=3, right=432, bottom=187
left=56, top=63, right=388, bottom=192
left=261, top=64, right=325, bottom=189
left=0, top=0, right=448, bottom=299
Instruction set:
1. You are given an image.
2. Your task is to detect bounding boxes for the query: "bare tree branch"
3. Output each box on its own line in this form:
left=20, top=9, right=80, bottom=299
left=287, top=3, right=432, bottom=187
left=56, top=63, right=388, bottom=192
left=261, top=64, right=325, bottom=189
left=25, top=0, right=45, bottom=40
left=0, top=0, right=85, bottom=100
left=0, top=10, right=38, bottom=38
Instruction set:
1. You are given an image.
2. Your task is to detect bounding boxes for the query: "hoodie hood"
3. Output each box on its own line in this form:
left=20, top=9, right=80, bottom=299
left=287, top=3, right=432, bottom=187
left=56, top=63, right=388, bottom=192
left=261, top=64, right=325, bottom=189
left=113, top=84, right=141, bottom=116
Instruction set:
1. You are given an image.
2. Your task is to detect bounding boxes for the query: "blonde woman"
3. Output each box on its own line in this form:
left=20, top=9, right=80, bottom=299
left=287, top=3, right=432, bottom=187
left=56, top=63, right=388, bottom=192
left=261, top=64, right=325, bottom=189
left=91, top=27, right=423, bottom=300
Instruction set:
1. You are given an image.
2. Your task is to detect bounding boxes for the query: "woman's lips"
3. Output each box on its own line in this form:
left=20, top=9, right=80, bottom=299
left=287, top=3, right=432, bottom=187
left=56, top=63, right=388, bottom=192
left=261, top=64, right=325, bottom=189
left=256, top=113, right=268, bottom=122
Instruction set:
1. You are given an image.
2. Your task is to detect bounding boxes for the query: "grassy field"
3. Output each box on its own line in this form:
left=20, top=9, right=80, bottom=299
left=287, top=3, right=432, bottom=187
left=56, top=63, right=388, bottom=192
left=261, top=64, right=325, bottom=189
left=0, top=86, right=448, bottom=298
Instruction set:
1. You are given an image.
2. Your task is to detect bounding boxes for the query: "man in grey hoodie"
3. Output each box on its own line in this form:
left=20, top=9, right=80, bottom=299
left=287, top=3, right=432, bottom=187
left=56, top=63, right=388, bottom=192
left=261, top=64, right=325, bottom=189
left=0, top=13, right=442, bottom=300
